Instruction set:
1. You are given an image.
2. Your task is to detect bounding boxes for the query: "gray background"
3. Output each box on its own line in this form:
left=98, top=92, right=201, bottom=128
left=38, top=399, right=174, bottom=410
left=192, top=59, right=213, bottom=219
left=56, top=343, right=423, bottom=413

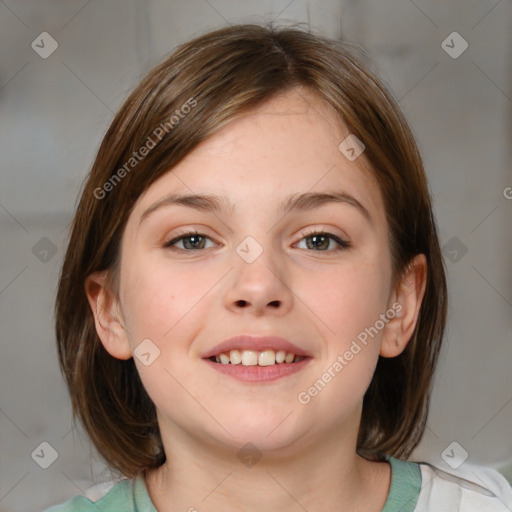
left=1, top=1, right=511, bottom=511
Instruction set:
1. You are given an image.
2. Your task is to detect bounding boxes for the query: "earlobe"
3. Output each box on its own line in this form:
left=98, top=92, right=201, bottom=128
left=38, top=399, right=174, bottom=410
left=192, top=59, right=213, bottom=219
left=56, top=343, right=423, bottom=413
left=380, top=254, right=427, bottom=358
left=84, top=271, right=133, bottom=360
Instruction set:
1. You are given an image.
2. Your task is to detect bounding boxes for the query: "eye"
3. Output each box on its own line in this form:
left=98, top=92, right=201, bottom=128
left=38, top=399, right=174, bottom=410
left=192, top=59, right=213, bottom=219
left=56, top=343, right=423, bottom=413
left=163, top=230, right=216, bottom=251
left=296, top=230, right=350, bottom=252
left=162, top=229, right=350, bottom=252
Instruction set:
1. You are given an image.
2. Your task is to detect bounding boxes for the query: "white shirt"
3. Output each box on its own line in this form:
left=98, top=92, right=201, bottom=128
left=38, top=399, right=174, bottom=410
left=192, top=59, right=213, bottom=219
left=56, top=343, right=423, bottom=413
left=415, top=460, right=512, bottom=511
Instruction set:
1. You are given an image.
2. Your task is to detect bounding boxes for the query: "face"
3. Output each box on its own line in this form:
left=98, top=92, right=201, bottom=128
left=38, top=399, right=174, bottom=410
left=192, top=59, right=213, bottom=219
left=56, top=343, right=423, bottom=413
left=111, top=88, right=399, bottom=454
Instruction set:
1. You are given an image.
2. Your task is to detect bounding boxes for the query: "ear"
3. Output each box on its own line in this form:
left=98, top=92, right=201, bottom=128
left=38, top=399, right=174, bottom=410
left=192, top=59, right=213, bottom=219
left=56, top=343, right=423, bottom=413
left=380, top=254, right=427, bottom=358
left=84, top=271, right=132, bottom=360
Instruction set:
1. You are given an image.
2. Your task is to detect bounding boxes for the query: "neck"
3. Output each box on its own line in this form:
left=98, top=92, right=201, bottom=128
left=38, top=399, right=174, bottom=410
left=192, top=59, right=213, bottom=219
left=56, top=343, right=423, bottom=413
left=145, top=422, right=391, bottom=512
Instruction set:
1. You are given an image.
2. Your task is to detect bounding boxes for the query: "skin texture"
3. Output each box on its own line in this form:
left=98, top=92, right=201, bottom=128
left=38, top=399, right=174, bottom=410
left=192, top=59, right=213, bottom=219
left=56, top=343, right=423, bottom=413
left=86, top=87, right=427, bottom=511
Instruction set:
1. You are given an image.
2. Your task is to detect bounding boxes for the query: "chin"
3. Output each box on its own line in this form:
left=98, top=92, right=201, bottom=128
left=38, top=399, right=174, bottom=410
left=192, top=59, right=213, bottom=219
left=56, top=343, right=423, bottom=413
left=207, top=409, right=308, bottom=454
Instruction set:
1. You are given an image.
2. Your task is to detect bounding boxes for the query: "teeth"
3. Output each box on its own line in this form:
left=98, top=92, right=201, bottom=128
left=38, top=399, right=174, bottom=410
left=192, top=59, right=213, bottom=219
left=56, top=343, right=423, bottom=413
left=258, top=350, right=275, bottom=366
left=275, top=350, right=286, bottom=363
left=229, top=349, right=242, bottom=365
left=213, top=349, right=302, bottom=366
left=241, top=350, right=258, bottom=366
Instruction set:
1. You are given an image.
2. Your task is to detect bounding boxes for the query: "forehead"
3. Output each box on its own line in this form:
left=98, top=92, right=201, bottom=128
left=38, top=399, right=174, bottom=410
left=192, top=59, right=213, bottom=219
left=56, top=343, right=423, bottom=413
left=130, top=88, right=385, bottom=226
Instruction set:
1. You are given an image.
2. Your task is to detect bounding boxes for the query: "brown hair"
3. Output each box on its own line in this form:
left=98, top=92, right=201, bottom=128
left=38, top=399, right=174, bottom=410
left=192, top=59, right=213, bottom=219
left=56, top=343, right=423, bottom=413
left=55, top=22, right=447, bottom=477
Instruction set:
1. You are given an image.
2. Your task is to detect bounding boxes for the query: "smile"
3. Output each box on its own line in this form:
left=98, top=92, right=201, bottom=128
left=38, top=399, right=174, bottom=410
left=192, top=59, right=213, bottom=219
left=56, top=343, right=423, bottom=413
left=204, top=351, right=311, bottom=383
left=209, top=349, right=306, bottom=366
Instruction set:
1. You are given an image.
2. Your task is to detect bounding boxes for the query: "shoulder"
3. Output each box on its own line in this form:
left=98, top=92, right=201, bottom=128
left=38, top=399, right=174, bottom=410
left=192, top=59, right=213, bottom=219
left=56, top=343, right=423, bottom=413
left=414, top=459, right=512, bottom=511
left=45, top=475, right=152, bottom=512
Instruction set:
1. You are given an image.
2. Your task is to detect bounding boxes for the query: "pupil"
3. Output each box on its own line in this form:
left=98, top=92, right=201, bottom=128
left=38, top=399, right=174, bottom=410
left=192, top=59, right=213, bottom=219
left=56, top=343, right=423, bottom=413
left=185, top=235, right=204, bottom=249
left=309, top=235, right=328, bottom=250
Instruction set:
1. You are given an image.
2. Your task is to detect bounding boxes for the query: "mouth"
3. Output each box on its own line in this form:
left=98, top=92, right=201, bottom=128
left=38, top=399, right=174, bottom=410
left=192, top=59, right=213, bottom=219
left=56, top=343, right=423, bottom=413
left=204, top=354, right=311, bottom=382
left=208, top=349, right=307, bottom=366
left=202, top=335, right=312, bottom=382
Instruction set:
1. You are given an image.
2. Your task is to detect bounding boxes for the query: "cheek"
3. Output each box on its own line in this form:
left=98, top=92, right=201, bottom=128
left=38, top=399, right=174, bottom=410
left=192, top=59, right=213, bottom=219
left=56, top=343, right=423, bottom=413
left=298, top=262, right=389, bottom=422
left=311, top=260, right=391, bottom=346
left=119, top=253, right=211, bottom=343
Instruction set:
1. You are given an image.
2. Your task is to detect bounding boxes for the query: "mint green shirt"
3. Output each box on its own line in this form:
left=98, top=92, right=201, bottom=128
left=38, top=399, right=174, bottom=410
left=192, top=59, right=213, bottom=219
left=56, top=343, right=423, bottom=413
left=383, top=456, right=422, bottom=511
left=46, top=456, right=421, bottom=511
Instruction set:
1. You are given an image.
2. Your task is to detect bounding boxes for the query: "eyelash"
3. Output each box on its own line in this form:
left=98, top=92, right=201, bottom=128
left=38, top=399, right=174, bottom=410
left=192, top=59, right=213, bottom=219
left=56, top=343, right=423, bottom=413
left=162, top=229, right=351, bottom=252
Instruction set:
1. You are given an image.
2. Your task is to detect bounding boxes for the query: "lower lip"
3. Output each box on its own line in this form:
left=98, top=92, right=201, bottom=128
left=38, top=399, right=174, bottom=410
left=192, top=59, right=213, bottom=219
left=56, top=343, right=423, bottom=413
left=203, top=358, right=311, bottom=382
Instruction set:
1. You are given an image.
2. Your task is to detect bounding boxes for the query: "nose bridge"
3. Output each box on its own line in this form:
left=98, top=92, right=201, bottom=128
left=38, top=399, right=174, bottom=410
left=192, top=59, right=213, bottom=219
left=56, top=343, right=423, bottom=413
left=224, top=232, right=292, bottom=314
left=234, top=233, right=282, bottom=287
left=230, top=201, right=279, bottom=266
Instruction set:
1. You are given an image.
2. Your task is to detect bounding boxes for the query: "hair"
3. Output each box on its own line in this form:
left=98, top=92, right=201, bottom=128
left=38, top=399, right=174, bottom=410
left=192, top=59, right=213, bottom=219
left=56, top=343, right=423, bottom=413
left=55, top=22, right=447, bottom=477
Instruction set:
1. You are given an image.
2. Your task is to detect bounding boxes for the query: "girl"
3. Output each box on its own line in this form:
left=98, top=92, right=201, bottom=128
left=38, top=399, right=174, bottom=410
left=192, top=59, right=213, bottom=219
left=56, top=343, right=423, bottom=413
left=49, top=23, right=512, bottom=511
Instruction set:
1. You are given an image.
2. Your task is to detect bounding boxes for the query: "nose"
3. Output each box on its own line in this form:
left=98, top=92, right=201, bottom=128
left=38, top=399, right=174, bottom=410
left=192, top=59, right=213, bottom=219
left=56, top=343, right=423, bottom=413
left=223, top=243, right=294, bottom=317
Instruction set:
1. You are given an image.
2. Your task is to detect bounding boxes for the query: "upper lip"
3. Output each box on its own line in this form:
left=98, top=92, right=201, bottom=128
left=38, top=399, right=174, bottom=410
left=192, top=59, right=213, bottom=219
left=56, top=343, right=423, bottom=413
left=202, top=335, right=312, bottom=359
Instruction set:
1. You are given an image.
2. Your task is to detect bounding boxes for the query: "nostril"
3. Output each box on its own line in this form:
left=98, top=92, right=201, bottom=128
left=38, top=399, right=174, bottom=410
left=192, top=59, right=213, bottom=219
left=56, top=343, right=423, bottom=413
left=234, top=300, right=281, bottom=308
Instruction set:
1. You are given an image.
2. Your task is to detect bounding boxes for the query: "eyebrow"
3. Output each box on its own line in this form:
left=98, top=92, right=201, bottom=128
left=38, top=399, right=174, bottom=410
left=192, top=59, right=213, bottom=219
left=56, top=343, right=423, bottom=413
left=139, top=190, right=372, bottom=226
